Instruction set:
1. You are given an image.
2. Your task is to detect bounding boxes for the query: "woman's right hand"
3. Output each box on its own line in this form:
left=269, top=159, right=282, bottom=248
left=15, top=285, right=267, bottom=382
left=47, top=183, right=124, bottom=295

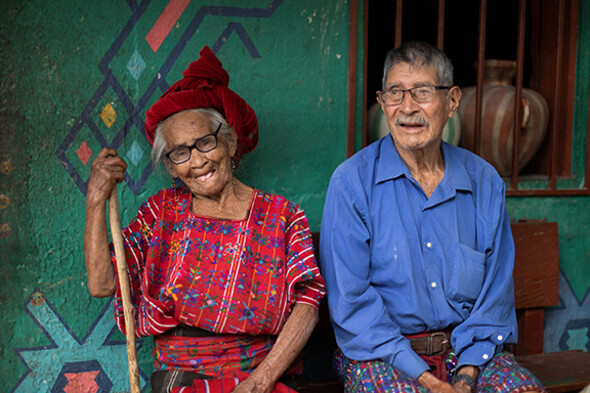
left=84, top=148, right=126, bottom=298
left=87, top=148, right=128, bottom=205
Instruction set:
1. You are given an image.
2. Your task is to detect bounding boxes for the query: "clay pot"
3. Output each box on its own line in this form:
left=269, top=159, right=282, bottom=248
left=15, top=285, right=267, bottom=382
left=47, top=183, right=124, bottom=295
left=367, top=102, right=461, bottom=145
left=458, top=60, right=549, bottom=176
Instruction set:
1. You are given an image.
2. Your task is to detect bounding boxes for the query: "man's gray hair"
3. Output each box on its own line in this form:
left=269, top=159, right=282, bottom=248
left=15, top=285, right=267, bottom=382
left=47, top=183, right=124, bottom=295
left=151, top=108, right=237, bottom=166
left=382, top=41, right=454, bottom=89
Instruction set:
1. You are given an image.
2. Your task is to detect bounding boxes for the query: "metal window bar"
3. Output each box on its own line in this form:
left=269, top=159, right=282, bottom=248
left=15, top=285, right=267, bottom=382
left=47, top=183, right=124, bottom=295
left=511, top=0, right=526, bottom=190
left=548, top=0, right=564, bottom=191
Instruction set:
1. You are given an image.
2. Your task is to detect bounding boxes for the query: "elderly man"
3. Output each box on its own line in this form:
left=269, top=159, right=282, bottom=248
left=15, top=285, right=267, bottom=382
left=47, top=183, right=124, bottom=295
left=320, top=42, right=545, bottom=393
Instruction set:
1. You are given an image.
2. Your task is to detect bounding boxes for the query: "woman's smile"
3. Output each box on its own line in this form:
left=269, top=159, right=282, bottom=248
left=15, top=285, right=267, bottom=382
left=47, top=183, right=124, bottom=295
left=195, top=170, right=215, bottom=183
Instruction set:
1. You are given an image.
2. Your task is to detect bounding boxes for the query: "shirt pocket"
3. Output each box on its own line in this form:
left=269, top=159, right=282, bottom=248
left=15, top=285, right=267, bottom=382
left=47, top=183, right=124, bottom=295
left=446, top=243, right=486, bottom=305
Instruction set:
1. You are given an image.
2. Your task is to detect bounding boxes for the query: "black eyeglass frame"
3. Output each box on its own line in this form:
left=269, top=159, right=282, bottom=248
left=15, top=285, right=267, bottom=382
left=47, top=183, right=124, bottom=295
left=165, top=122, right=222, bottom=164
left=376, top=85, right=452, bottom=106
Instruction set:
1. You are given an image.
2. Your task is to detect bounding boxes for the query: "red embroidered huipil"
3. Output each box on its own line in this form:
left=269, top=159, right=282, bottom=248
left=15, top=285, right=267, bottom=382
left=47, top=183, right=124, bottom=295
left=112, top=187, right=325, bottom=383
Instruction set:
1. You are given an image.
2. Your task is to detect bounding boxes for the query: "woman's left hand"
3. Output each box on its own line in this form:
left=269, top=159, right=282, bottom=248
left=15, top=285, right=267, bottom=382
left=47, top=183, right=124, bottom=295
left=231, top=303, right=319, bottom=393
left=232, top=368, right=272, bottom=393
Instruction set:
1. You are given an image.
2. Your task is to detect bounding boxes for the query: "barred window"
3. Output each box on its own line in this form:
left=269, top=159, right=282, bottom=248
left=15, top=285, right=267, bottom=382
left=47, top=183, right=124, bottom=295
left=365, top=0, right=589, bottom=195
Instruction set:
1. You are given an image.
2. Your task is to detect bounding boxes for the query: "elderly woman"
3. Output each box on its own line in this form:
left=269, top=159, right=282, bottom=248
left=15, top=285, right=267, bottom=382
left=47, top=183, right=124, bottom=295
left=84, top=46, right=325, bottom=393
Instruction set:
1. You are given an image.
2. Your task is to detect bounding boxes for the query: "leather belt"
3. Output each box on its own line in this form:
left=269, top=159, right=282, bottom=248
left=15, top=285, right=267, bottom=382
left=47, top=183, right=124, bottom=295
left=160, top=325, right=216, bottom=338
left=408, top=331, right=451, bottom=356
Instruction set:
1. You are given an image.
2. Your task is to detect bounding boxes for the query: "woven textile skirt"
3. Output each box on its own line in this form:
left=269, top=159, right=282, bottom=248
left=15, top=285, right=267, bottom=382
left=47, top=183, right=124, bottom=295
left=334, top=348, right=546, bottom=393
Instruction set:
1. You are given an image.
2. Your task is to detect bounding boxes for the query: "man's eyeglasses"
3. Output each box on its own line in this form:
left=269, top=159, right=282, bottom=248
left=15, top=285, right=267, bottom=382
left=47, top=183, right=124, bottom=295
left=165, top=123, right=222, bottom=164
left=377, top=85, right=451, bottom=106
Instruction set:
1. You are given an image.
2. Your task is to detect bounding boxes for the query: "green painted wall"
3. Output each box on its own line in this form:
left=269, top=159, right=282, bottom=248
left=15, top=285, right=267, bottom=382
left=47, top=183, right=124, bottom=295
left=1, top=0, right=588, bottom=391
left=0, top=1, right=358, bottom=391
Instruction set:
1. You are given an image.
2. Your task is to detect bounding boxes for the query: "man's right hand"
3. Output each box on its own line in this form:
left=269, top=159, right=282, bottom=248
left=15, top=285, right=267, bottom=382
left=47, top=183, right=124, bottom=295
left=417, top=371, right=457, bottom=393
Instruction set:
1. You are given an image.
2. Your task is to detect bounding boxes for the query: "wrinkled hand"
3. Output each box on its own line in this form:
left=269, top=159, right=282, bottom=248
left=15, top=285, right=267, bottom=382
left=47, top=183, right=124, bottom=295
left=231, top=368, right=273, bottom=393
left=452, top=366, right=479, bottom=393
left=418, top=372, right=457, bottom=393
left=452, top=380, right=473, bottom=393
left=231, top=376, right=270, bottom=393
left=87, top=148, right=127, bottom=204
left=431, top=381, right=458, bottom=393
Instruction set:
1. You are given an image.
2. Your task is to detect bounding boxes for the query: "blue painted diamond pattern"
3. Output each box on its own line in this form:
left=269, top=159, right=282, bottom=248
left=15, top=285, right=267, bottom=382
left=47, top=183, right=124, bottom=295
left=127, top=50, right=146, bottom=81
left=126, top=141, right=145, bottom=166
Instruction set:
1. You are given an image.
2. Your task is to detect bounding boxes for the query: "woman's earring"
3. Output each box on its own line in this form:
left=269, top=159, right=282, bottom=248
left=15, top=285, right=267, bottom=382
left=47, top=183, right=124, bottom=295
left=230, top=158, right=237, bottom=185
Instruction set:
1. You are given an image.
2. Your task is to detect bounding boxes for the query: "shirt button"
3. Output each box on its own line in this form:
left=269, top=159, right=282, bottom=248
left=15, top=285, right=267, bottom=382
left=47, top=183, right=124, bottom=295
left=426, top=242, right=432, bottom=248
left=431, top=282, right=437, bottom=288
left=482, top=353, right=489, bottom=360
left=497, top=335, right=503, bottom=341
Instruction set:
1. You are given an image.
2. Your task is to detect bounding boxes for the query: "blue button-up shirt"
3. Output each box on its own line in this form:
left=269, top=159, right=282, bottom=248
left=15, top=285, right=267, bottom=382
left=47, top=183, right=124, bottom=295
left=320, top=136, right=517, bottom=379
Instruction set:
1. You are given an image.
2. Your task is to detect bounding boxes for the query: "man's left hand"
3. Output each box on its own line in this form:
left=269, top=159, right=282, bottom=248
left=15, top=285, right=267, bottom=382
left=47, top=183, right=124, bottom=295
left=451, top=365, right=479, bottom=393
left=452, top=380, right=474, bottom=393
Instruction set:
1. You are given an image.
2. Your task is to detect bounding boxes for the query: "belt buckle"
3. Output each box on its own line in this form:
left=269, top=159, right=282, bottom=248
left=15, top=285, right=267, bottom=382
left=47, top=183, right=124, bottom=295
left=427, top=331, right=449, bottom=356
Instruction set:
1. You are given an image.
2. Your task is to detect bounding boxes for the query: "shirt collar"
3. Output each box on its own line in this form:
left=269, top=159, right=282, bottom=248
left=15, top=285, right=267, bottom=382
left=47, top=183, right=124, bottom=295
left=440, top=142, right=472, bottom=193
left=375, top=135, right=473, bottom=193
left=375, top=135, right=410, bottom=183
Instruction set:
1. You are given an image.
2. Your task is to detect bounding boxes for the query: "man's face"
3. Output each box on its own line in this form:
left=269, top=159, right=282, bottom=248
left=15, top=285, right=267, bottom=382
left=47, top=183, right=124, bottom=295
left=380, top=62, right=460, bottom=153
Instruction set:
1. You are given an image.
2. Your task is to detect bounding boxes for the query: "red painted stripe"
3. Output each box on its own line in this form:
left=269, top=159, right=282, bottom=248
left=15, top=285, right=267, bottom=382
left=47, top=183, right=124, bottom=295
left=146, top=0, right=191, bottom=52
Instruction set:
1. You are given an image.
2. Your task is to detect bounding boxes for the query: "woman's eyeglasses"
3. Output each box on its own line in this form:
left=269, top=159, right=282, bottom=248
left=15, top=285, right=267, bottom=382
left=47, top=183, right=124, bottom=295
left=165, top=123, right=222, bottom=164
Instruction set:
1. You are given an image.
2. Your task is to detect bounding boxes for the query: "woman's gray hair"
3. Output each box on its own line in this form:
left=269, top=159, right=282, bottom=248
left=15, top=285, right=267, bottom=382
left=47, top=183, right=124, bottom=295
left=151, top=108, right=237, bottom=166
left=382, top=41, right=454, bottom=89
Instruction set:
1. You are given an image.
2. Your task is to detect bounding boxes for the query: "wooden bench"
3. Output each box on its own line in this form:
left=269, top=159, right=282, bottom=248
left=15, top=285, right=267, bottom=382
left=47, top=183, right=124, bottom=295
left=298, top=222, right=590, bottom=392
left=511, top=221, right=590, bottom=393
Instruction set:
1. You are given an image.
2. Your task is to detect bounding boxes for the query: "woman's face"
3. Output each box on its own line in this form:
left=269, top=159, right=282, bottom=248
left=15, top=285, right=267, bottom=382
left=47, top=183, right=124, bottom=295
left=162, top=110, right=237, bottom=199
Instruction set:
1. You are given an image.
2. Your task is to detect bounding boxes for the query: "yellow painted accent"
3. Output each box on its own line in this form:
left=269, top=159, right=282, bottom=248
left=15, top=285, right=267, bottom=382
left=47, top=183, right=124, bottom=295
left=100, top=102, right=118, bottom=128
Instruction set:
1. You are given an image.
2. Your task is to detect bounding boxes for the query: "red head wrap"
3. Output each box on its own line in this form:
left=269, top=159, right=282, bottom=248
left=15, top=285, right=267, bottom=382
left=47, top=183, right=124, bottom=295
left=145, top=46, right=258, bottom=158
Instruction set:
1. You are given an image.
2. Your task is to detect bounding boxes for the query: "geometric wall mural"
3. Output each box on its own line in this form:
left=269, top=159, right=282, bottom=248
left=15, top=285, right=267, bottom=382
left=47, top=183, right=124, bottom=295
left=11, top=290, right=147, bottom=393
left=56, top=0, right=283, bottom=195
left=3, top=0, right=359, bottom=390
left=544, top=271, right=590, bottom=353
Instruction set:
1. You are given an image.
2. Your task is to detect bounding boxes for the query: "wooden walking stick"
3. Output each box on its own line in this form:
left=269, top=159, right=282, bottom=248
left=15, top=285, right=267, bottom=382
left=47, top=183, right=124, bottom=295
left=109, top=185, right=141, bottom=393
